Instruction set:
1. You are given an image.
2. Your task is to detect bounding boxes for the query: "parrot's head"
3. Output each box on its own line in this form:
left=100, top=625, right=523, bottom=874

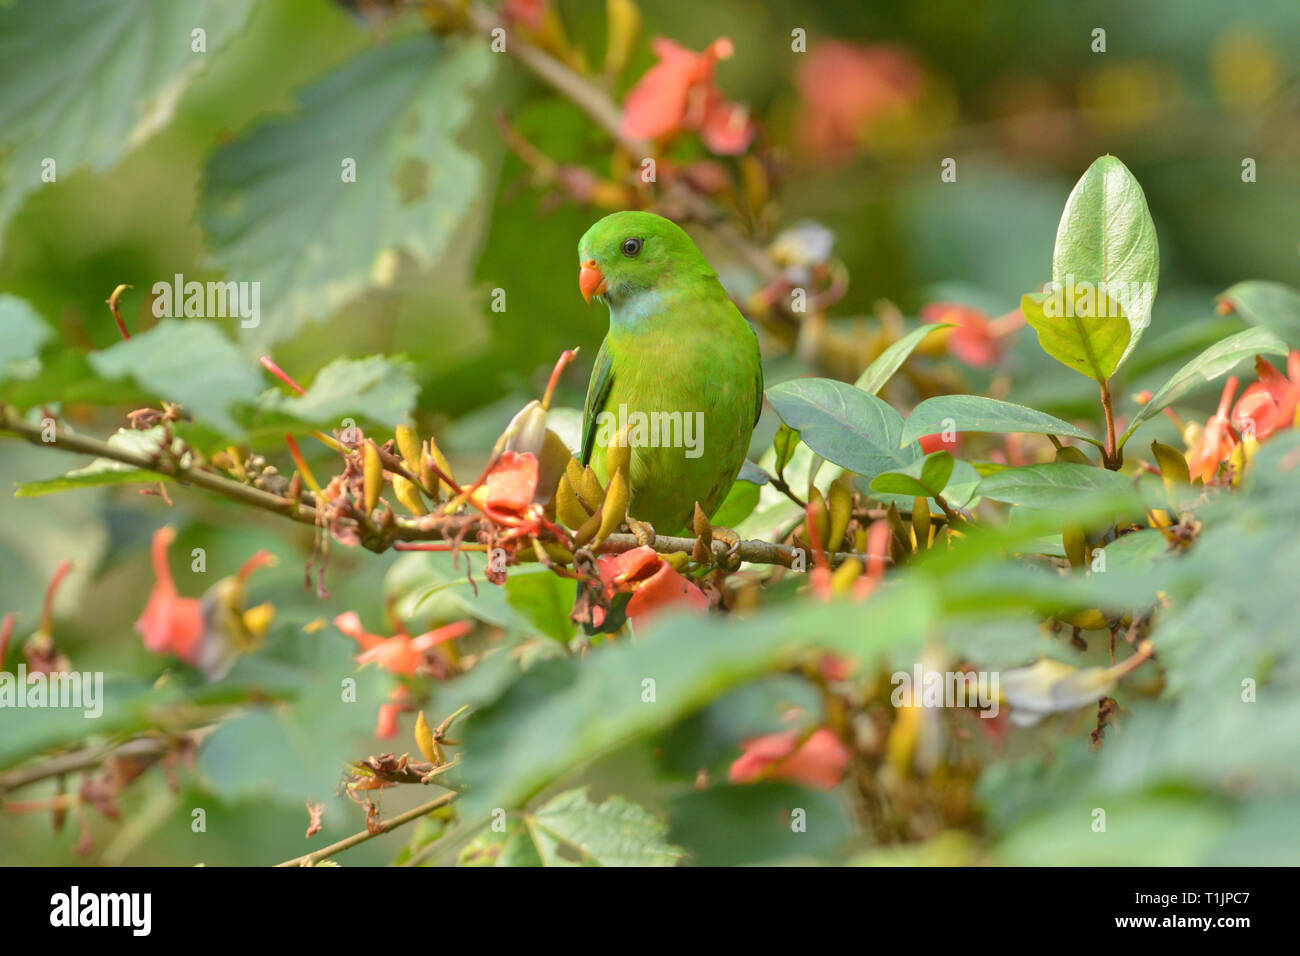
left=577, top=211, right=716, bottom=310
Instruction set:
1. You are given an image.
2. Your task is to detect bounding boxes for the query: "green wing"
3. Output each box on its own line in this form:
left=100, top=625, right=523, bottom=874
left=580, top=336, right=614, bottom=466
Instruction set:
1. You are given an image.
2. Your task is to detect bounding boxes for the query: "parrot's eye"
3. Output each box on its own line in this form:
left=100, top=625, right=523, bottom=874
left=620, top=237, right=643, bottom=258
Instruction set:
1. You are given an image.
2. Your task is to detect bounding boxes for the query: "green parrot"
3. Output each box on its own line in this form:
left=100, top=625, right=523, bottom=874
left=577, top=210, right=763, bottom=534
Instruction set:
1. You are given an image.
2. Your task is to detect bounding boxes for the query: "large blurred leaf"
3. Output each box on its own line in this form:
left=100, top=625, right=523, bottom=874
left=1051, top=155, right=1159, bottom=367
left=669, top=782, right=854, bottom=866
left=766, top=378, right=919, bottom=481
left=1118, top=326, right=1288, bottom=447
left=0, top=295, right=50, bottom=384
left=202, top=34, right=493, bottom=347
left=974, top=462, right=1134, bottom=509
left=0, top=0, right=255, bottom=250
left=87, top=319, right=262, bottom=436
left=457, top=585, right=933, bottom=817
left=900, top=395, right=1100, bottom=448
left=1217, top=280, right=1300, bottom=347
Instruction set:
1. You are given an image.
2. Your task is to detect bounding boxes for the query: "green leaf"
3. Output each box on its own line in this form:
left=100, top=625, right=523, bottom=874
left=0, top=0, right=256, bottom=250
left=256, top=355, right=419, bottom=429
left=15, top=426, right=182, bottom=497
left=900, top=395, right=1100, bottom=448
left=87, top=319, right=262, bottom=436
left=766, top=378, right=920, bottom=481
left=458, top=789, right=682, bottom=867
left=1118, top=326, right=1289, bottom=447
left=504, top=568, right=577, bottom=643
left=202, top=34, right=493, bottom=347
left=1051, top=154, right=1159, bottom=367
left=1021, top=288, right=1131, bottom=384
left=974, top=462, right=1135, bottom=509
left=711, top=473, right=762, bottom=526
left=0, top=295, right=50, bottom=384
left=870, top=451, right=955, bottom=499
left=852, top=323, right=951, bottom=395
left=1217, top=280, right=1300, bottom=346
left=457, top=586, right=933, bottom=817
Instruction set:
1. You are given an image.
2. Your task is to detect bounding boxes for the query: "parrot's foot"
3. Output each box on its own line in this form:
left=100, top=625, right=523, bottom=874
left=711, top=526, right=743, bottom=571
left=627, top=518, right=657, bottom=548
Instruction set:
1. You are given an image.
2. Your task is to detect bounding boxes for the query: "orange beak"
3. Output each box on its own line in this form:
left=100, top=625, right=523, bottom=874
left=579, top=259, right=607, bottom=304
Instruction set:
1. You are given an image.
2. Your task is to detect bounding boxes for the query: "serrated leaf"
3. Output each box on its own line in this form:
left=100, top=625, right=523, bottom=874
left=1051, top=154, right=1159, bottom=368
left=0, top=0, right=256, bottom=250
left=0, top=295, right=50, bottom=384
left=766, top=378, right=919, bottom=481
left=87, top=319, right=262, bottom=436
left=257, top=355, right=419, bottom=428
left=853, top=323, right=950, bottom=395
left=900, top=394, right=1100, bottom=448
left=202, top=34, right=493, bottom=346
left=1118, top=326, right=1289, bottom=447
left=14, top=426, right=182, bottom=497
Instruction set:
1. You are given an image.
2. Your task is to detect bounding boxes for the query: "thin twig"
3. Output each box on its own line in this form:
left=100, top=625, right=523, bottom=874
left=274, top=791, right=458, bottom=867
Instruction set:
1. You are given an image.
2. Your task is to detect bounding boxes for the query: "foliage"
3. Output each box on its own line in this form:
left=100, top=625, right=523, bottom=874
left=1, top=0, right=1298, bottom=869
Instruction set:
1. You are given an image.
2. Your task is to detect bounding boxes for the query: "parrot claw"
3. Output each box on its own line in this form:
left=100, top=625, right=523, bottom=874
left=628, top=518, right=657, bottom=548
left=712, top=527, right=743, bottom=571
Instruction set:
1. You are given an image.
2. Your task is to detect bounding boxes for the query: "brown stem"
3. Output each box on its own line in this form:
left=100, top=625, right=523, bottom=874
left=274, top=790, right=458, bottom=867
left=1100, top=381, right=1121, bottom=470
left=1, top=406, right=863, bottom=567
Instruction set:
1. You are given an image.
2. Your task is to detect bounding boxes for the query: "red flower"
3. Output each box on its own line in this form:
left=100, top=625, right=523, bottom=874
left=1232, top=351, right=1300, bottom=442
left=796, top=41, right=925, bottom=163
left=621, top=37, right=754, bottom=155
left=335, top=611, right=470, bottom=677
left=136, top=527, right=205, bottom=664
left=136, top=527, right=274, bottom=679
left=922, top=303, right=1022, bottom=369
left=729, top=727, right=852, bottom=790
left=1186, top=376, right=1240, bottom=482
left=471, top=450, right=539, bottom=525
left=919, top=432, right=961, bottom=455
left=594, top=545, right=707, bottom=630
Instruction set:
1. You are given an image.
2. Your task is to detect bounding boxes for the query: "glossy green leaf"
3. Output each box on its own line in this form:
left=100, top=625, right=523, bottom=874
left=1051, top=154, right=1159, bottom=367
left=901, top=394, right=1100, bottom=448
left=853, top=323, right=951, bottom=395
left=1021, top=288, right=1131, bottom=384
left=974, top=462, right=1134, bottom=509
left=870, top=451, right=955, bottom=499
left=766, top=378, right=919, bottom=481
left=1118, top=326, right=1288, bottom=447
